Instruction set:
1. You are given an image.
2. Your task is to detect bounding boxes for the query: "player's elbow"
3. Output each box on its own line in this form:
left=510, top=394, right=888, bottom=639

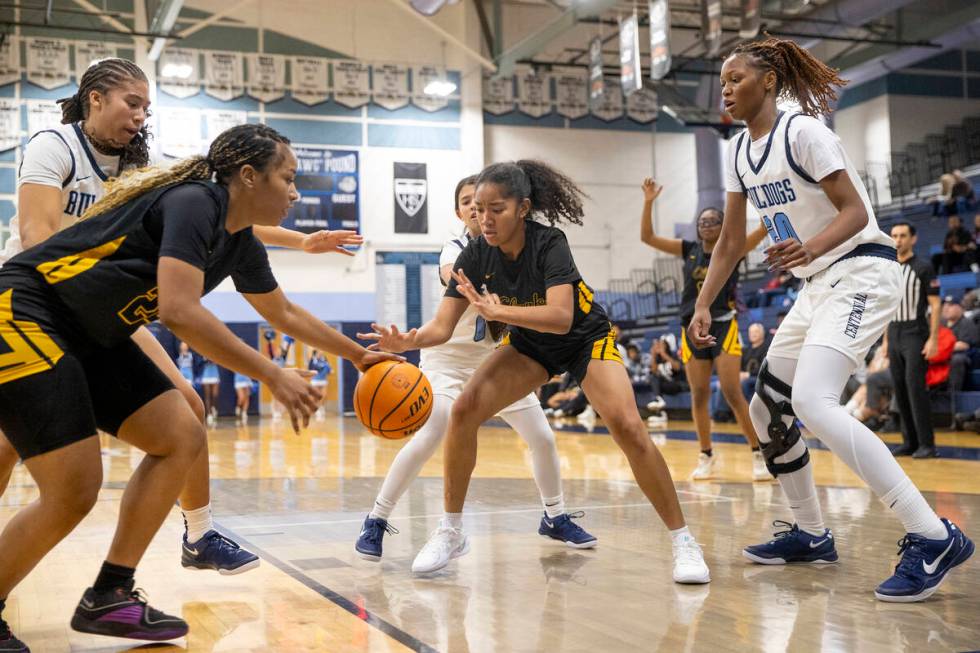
left=550, top=309, right=574, bottom=335
left=158, top=297, right=198, bottom=332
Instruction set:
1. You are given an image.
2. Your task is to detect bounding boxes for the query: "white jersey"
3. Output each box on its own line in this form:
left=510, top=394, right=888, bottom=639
left=1, top=122, right=123, bottom=263
left=726, top=112, right=892, bottom=279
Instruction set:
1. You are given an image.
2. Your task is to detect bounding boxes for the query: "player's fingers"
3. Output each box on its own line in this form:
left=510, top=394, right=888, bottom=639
left=335, top=247, right=356, bottom=256
left=356, top=332, right=380, bottom=340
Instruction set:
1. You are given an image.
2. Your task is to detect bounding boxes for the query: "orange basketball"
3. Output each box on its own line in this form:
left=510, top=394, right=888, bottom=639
left=354, top=361, right=433, bottom=439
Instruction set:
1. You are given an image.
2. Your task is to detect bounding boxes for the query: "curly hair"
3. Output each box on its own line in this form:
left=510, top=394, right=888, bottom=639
left=81, top=123, right=290, bottom=220
left=58, top=58, right=152, bottom=169
left=731, top=37, right=847, bottom=116
left=476, top=160, right=585, bottom=226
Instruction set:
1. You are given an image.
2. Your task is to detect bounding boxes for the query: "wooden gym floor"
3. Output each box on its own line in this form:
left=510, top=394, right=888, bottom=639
left=0, top=415, right=977, bottom=652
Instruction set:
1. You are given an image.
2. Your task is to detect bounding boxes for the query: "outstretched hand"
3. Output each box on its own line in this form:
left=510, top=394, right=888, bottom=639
left=302, top=230, right=364, bottom=256
left=451, top=268, right=503, bottom=322
left=357, top=323, right=418, bottom=354
left=641, top=178, right=663, bottom=202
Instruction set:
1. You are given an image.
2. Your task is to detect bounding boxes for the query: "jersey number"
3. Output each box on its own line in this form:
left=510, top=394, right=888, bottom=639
left=761, top=212, right=800, bottom=243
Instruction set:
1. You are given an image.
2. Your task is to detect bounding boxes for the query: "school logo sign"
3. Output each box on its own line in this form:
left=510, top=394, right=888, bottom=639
left=394, top=162, right=428, bottom=233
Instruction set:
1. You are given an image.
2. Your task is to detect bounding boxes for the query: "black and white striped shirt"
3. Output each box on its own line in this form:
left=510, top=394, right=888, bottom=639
left=894, top=255, right=938, bottom=323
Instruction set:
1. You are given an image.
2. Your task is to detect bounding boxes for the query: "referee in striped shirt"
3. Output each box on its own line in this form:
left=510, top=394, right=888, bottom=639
left=888, top=222, right=941, bottom=458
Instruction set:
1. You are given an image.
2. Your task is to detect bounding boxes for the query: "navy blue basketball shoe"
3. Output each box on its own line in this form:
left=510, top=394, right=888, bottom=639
left=743, top=520, right=838, bottom=565
left=355, top=515, right=399, bottom=561
left=875, top=518, right=974, bottom=602
left=539, top=511, right=597, bottom=549
left=181, top=530, right=260, bottom=575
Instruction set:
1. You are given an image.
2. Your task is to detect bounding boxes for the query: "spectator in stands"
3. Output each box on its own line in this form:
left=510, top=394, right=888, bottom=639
left=769, top=310, right=788, bottom=337
left=942, top=296, right=980, bottom=397
left=932, top=170, right=977, bottom=217
left=543, top=373, right=589, bottom=419
left=610, top=323, right=629, bottom=361
left=741, top=322, right=769, bottom=399
left=845, top=344, right=893, bottom=428
left=647, top=336, right=687, bottom=418
left=638, top=178, right=770, bottom=480
left=625, top=343, right=654, bottom=411
left=933, top=214, right=974, bottom=274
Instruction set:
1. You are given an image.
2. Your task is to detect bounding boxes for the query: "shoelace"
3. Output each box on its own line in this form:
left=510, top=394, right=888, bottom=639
left=673, top=538, right=704, bottom=563
left=365, top=521, right=399, bottom=544
left=426, top=526, right=461, bottom=553
left=208, top=532, right=243, bottom=551
left=562, top=511, right=589, bottom=534
left=767, top=520, right=797, bottom=543
left=892, top=534, right=928, bottom=577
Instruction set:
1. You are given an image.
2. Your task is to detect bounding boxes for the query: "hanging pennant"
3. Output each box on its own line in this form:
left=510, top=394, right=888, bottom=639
left=246, top=53, right=286, bottom=102
left=0, top=37, right=19, bottom=87
left=331, top=60, right=371, bottom=109
left=204, top=51, right=244, bottom=101
left=158, top=49, right=201, bottom=99
left=372, top=64, right=410, bottom=111
left=701, top=0, right=723, bottom=57
left=553, top=69, right=588, bottom=120
left=157, top=107, right=202, bottom=158
left=591, top=83, right=624, bottom=122
left=291, top=57, right=330, bottom=106
left=648, top=0, right=672, bottom=81
left=482, top=73, right=514, bottom=115
left=411, top=66, right=449, bottom=112
left=739, top=0, right=761, bottom=38
left=619, top=11, right=642, bottom=96
left=25, top=38, right=70, bottom=90
left=588, top=36, right=605, bottom=105
left=516, top=67, right=551, bottom=118
left=26, top=100, right=63, bottom=136
left=74, top=42, right=117, bottom=83
left=627, top=87, right=658, bottom=124
left=0, top=99, right=20, bottom=151
left=204, top=110, right=247, bottom=147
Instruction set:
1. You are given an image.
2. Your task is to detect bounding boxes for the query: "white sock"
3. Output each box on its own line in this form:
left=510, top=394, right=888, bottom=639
left=543, top=494, right=565, bottom=519
left=442, top=512, right=463, bottom=530
left=669, top=525, right=693, bottom=545
left=880, top=478, right=947, bottom=540
left=369, top=496, right=395, bottom=521
left=182, top=504, right=213, bottom=544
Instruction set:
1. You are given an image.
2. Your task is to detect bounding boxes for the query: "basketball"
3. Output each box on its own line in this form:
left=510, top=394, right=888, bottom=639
left=354, top=361, right=433, bottom=439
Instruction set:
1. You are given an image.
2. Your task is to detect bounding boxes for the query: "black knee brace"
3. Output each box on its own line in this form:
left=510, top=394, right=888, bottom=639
left=755, top=361, right=809, bottom=477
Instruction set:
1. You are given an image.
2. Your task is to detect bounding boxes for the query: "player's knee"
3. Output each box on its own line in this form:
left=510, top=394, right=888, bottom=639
left=720, top=380, right=745, bottom=404
left=179, top=382, right=206, bottom=425
left=451, top=390, right=488, bottom=426
left=689, top=386, right=710, bottom=407
left=0, top=435, right=19, bottom=466
left=605, top=411, right=648, bottom=450
left=44, top=472, right=102, bottom=519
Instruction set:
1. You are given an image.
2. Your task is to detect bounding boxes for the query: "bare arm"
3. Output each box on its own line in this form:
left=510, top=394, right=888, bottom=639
left=452, top=269, right=574, bottom=335
left=638, top=178, right=684, bottom=257
left=253, top=225, right=364, bottom=256
left=17, top=184, right=64, bottom=248
left=360, top=295, right=469, bottom=353
left=742, top=223, right=769, bottom=258
left=924, top=294, right=941, bottom=357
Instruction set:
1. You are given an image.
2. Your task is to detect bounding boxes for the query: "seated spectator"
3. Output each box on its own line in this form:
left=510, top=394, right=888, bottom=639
left=645, top=335, right=687, bottom=426
left=925, top=325, right=957, bottom=389
left=942, top=296, right=980, bottom=394
left=933, top=170, right=977, bottom=217
left=709, top=322, right=768, bottom=421
left=544, top=373, right=590, bottom=420
left=625, top=343, right=654, bottom=410
left=845, top=344, right=894, bottom=428
left=611, top=323, right=629, bottom=361
left=933, top=215, right=975, bottom=274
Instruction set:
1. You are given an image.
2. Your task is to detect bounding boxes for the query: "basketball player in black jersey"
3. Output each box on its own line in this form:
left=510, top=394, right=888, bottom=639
left=639, top=178, right=770, bottom=481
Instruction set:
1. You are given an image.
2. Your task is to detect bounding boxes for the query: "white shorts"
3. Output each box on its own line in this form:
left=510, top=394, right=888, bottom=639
left=425, top=367, right=541, bottom=415
left=768, top=254, right=900, bottom=365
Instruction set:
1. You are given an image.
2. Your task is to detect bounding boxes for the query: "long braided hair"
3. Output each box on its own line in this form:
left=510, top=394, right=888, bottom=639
left=80, top=123, right=290, bottom=220
left=476, top=160, right=586, bottom=227
left=57, top=58, right=152, bottom=169
left=730, top=37, right=847, bottom=116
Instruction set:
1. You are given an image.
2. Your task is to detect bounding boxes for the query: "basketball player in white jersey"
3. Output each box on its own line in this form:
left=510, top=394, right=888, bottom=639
left=0, top=58, right=362, bottom=575
left=355, top=175, right=596, bottom=569
left=690, top=37, right=972, bottom=602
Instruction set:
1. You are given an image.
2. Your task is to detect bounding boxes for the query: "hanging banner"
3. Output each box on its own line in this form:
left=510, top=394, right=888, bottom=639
left=158, top=49, right=201, bottom=99
left=205, top=110, right=247, bottom=147
left=331, top=60, right=370, bottom=109
left=393, top=162, right=428, bottom=234
left=0, top=99, right=20, bottom=151
left=25, top=38, right=70, bottom=90
left=0, top=37, right=19, bottom=87
left=553, top=69, right=589, bottom=120
left=517, top=67, right=551, bottom=118
left=482, top=73, right=514, bottom=115
left=591, top=83, right=624, bottom=122
left=739, top=0, right=761, bottom=38
left=246, top=53, right=286, bottom=102
left=204, top=51, right=244, bottom=101
left=74, top=42, right=117, bottom=83
left=372, top=64, right=410, bottom=111
left=291, top=57, right=330, bottom=106
left=649, top=0, right=672, bottom=81
left=157, top=107, right=202, bottom=158
left=626, top=87, right=658, bottom=123
left=619, top=12, right=642, bottom=96
left=588, top=36, right=605, bottom=105
left=701, top=0, right=723, bottom=57
left=281, top=147, right=360, bottom=234
left=25, top=100, right=63, bottom=137
left=411, top=66, right=449, bottom=112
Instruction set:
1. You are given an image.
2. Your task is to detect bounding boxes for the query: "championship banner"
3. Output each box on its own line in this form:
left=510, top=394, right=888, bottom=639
left=553, top=69, right=589, bottom=120
left=649, top=0, right=672, bottom=81
left=739, top=0, right=761, bottom=38
left=290, top=57, right=329, bottom=106
left=246, top=53, right=286, bottom=102
left=0, top=99, right=20, bottom=151
left=482, top=73, right=514, bottom=115
left=157, top=107, right=202, bottom=158
left=158, top=49, right=201, bottom=99
left=25, top=100, right=62, bottom=137
left=331, top=60, right=370, bottom=109
left=25, top=38, right=70, bottom=90
left=74, top=42, right=116, bottom=83
left=591, top=83, right=623, bottom=122
left=205, top=110, right=247, bottom=147
left=626, top=87, right=658, bottom=123
left=0, top=37, right=19, bottom=87
left=411, top=66, right=449, bottom=112
left=372, top=64, right=410, bottom=111
left=281, top=147, right=360, bottom=234
left=701, top=0, right=723, bottom=57
left=619, top=12, right=642, bottom=96
left=393, top=162, right=428, bottom=234
left=588, top=36, right=604, bottom=105
left=204, top=51, right=245, bottom=101
left=516, top=67, right=551, bottom=118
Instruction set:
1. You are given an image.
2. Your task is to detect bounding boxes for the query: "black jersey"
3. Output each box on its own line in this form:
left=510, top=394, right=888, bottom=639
left=679, top=239, right=739, bottom=322
left=1, top=181, right=277, bottom=348
left=445, top=220, right=609, bottom=353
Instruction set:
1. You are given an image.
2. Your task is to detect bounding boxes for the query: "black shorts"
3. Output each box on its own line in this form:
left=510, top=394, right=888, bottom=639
left=501, top=325, right=623, bottom=384
left=0, top=280, right=174, bottom=460
left=680, top=318, right=742, bottom=363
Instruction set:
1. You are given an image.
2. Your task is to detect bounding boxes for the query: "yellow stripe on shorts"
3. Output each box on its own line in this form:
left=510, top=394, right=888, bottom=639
left=591, top=328, right=622, bottom=363
left=680, top=328, right=693, bottom=364
left=722, top=319, right=742, bottom=357
left=0, top=289, right=64, bottom=385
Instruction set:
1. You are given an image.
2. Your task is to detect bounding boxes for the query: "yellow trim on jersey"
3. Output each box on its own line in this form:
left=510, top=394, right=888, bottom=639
left=577, top=281, right=594, bottom=315
left=0, top=289, right=64, bottom=385
left=721, top=319, right=743, bottom=357
left=590, top=328, right=623, bottom=363
left=35, top=236, right=127, bottom=285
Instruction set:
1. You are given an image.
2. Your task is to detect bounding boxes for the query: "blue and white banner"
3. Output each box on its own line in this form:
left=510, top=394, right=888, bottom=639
left=246, top=54, right=286, bottom=102
left=282, top=147, right=360, bottom=234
